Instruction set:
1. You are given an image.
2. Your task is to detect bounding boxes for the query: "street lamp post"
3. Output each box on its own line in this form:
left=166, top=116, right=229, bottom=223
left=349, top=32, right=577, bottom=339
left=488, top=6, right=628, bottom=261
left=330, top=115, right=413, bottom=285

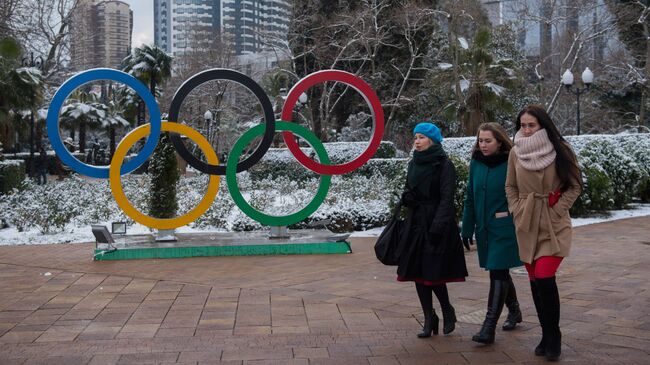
left=561, top=67, right=594, bottom=135
left=21, top=52, right=44, bottom=177
left=296, top=92, right=308, bottom=124
left=204, top=110, right=213, bottom=148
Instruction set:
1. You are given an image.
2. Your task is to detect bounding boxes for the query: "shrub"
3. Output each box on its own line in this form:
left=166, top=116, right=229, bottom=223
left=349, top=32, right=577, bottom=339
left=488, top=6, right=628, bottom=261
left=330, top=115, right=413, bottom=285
left=450, top=155, right=469, bottom=222
left=578, top=140, right=642, bottom=209
left=0, top=159, right=25, bottom=195
left=148, top=133, right=180, bottom=219
left=620, top=137, right=650, bottom=202
left=248, top=141, right=399, bottom=181
left=570, top=165, right=614, bottom=216
left=2, top=178, right=79, bottom=233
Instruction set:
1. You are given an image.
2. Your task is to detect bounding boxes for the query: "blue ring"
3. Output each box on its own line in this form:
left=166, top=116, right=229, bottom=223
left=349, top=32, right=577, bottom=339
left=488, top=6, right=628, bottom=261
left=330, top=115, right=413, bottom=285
left=46, top=68, right=161, bottom=178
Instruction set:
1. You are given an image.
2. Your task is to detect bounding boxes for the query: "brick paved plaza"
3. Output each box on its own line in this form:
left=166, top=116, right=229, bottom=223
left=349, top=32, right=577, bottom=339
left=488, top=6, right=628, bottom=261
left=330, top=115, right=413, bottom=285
left=0, top=216, right=648, bottom=364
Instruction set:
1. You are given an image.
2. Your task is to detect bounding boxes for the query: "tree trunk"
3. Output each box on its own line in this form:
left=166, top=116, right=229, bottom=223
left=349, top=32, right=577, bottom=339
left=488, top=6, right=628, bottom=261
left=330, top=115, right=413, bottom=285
left=109, top=126, right=115, bottom=158
left=150, top=75, right=156, bottom=102
left=642, top=23, right=650, bottom=129
left=448, top=14, right=465, bottom=133
left=540, top=0, right=553, bottom=100
left=79, top=120, right=86, bottom=153
left=309, top=95, right=323, bottom=140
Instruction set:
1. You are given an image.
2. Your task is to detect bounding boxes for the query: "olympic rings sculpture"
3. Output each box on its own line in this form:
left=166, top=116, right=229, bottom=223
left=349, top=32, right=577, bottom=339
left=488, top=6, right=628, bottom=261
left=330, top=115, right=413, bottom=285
left=47, top=68, right=385, bottom=229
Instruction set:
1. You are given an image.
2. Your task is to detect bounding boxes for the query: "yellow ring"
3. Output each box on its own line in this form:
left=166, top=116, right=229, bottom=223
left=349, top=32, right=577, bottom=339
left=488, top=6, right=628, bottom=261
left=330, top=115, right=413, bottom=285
left=109, top=121, right=220, bottom=229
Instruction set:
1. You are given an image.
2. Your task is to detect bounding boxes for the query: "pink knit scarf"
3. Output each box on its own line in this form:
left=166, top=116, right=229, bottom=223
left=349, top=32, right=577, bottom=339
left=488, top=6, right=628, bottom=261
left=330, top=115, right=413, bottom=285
left=514, top=129, right=556, bottom=171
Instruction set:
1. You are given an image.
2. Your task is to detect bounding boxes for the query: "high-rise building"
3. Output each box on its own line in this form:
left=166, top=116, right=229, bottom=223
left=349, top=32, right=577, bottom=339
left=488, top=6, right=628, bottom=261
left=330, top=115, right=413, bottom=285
left=70, top=0, right=133, bottom=70
left=154, top=0, right=291, bottom=57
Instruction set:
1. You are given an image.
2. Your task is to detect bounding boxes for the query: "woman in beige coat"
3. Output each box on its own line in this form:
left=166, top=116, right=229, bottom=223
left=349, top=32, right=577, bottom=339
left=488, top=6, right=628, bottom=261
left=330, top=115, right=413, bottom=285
left=505, top=105, right=582, bottom=362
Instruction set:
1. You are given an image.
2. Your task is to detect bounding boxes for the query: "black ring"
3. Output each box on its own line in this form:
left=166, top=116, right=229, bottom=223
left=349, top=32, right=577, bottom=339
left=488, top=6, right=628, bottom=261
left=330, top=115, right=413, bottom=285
left=168, top=68, right=275, bottom=175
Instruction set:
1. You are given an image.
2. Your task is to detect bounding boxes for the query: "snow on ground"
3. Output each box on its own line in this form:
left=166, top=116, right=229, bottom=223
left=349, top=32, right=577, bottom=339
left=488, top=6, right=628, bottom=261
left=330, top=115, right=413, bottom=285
left=2, top=204, right=650, bottom=245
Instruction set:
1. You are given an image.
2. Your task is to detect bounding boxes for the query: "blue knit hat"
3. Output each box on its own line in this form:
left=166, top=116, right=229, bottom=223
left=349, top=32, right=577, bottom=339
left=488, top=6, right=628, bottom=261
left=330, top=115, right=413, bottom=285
left=413, top=122, right=443, bottom=143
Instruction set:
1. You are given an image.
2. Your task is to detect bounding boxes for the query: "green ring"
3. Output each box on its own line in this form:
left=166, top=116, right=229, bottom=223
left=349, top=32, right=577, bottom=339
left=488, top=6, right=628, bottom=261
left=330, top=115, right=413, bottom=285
left=226, top=120, right=332, bottom=226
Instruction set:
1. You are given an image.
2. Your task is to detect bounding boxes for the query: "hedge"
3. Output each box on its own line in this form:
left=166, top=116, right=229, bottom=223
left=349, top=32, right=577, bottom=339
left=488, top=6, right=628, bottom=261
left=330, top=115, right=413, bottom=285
left=0, top=160, right=25, bottom=195
left=2, top=134, right=650, bottom=234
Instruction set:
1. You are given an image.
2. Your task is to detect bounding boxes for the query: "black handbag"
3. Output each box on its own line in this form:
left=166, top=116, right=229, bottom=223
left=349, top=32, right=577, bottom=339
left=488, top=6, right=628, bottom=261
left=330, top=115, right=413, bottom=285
left=375, top=200, right=411, bottom=265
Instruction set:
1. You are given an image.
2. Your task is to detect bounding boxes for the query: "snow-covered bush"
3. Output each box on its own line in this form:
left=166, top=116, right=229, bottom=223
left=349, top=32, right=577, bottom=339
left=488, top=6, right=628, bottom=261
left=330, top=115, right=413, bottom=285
left=0, top=159, right=25, bottom=195
left=450, top=155, right=469, bottom=221
left=335, top=112, right=372, bottom=142
left=3, top=178, right=81, bottom=233
left=249, top=141, right=400, bottom=181
left=578, top=139, right=643, bottom=209
left=570, top=165, right=614, bottom=216
left=619, top=137, right=650, bottom=202
left=3, top=134, right=650, bottom=235
left=442, top=136, right=475, bottom=162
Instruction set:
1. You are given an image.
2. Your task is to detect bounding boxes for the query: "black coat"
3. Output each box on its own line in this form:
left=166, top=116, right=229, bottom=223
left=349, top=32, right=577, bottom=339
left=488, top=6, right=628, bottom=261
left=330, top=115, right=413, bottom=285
left=397, top=157, right=468, bottom=282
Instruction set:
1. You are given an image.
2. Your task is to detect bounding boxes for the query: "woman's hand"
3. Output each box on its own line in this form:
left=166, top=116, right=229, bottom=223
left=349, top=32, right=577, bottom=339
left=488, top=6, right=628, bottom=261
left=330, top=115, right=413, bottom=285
left=401, top=190, right=418, bottom=207
left=461, top=235, right=474, bottom=251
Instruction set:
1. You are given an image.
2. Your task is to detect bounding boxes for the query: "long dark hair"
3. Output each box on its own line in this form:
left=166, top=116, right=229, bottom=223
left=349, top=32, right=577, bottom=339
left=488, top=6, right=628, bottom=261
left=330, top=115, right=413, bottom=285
left=515, top=105, right=583, bottom=192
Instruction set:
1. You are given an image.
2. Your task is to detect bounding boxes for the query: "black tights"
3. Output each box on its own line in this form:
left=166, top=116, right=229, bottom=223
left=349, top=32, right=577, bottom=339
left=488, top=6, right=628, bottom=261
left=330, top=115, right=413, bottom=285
left=489, top=269, right=511, bottom=281
left=415, top=283, right=452, bottom=312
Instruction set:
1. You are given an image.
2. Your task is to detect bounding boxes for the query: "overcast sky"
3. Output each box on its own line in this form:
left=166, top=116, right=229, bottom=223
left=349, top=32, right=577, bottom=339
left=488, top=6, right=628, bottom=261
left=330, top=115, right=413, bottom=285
left=122, top=0, right=154, bottom=48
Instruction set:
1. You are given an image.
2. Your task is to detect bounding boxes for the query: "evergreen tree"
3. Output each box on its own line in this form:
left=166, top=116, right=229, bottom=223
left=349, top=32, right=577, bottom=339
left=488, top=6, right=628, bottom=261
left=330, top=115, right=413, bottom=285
left=148, top=133, right=179, bottom=219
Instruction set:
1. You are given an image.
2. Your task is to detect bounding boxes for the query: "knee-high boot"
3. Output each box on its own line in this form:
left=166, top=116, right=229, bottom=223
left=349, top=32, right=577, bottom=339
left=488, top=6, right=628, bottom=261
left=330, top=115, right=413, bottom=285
left=502, top=279, right=523, bottom=331
left=472, top=279, right=508, bottom=344
left=530, top=281, right=546, bottom=356
left=536, top=277, right=561, bottom=361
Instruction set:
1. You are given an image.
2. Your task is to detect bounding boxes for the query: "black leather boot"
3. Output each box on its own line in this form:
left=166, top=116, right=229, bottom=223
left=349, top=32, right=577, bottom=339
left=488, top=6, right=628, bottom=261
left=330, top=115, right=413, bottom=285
left=530, top=281, right=546, bottom=356
left=537, top=277, right=561, bottom=361
left=442, top=306, right=456, bottom=334
left=502, top=279, right=523, bottom=331
left=417, top=309, right=439, bottom=338
left=472, top=279, right=508, bottom=344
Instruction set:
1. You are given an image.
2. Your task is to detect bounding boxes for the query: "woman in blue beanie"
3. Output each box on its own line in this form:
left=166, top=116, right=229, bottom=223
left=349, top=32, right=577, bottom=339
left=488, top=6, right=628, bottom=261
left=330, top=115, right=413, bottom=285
left=397, top=122, right=468, bottom=338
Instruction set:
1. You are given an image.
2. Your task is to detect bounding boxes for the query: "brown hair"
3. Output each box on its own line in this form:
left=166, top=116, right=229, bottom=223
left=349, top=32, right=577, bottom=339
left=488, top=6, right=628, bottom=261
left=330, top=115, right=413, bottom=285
left=515, top=105, right=583, bottom=192
left=471, top=122, right=513, bottom=155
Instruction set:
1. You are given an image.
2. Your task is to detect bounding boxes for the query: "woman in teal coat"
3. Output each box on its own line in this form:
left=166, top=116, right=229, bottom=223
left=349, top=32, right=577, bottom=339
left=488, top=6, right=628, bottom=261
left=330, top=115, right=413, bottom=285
left=461, top=122, right=523, bottom=344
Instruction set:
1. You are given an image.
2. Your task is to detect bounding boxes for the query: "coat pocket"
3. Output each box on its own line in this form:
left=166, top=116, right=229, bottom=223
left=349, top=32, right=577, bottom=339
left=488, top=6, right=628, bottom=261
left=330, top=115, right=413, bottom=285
left=549, top=205, right=565, bottom=221
left=491, top=212, right=514, bottom=228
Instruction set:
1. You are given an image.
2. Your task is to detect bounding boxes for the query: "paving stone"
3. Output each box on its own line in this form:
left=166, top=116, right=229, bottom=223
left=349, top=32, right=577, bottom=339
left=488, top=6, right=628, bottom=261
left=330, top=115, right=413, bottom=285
left=0, top=218, right=647, bottom=364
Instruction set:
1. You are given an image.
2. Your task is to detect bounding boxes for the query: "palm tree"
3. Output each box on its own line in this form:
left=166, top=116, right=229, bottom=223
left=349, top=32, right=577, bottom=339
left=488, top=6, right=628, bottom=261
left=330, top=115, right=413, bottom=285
left=441, top=27, right=521, bottom=135
left=122, top=44, right=172, bottom=98
left=59, top=89, right=105, bottom=153
left=0, top=37, right=44, bottom=150
left=102, top=91, right=130, bottom=157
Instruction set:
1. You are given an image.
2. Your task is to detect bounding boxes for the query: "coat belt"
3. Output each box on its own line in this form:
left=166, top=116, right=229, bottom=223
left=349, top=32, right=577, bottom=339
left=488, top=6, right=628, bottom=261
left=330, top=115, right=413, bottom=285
left=517, top=192, right=561, bottom=256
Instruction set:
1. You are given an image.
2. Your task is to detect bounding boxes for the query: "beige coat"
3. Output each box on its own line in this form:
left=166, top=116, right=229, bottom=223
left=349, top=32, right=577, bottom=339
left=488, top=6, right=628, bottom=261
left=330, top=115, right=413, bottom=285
left=505, top=148, right=581, bottom=264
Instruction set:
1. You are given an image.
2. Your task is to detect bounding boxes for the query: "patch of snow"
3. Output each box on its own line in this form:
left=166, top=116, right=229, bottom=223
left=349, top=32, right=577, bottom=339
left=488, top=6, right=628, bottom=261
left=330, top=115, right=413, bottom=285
left=571, top=203, right=650, bottom=227
left=438, top=63, right=453, bottom=70
left=458, top=37, right=469, bottom=50
left=485, top=82, right=506, bottom=96
left=459, top=79, right=470, bottom=92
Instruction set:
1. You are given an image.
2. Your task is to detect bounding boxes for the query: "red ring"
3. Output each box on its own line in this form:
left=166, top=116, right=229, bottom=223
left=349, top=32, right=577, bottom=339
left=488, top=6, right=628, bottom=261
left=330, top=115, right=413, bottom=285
left=281, top=70, right=384, bottom=175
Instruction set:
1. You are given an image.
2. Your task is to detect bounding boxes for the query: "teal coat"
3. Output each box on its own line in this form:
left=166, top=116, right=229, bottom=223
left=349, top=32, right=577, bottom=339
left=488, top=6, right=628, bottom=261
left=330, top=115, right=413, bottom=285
left=461, top=158, right=522, bottom=270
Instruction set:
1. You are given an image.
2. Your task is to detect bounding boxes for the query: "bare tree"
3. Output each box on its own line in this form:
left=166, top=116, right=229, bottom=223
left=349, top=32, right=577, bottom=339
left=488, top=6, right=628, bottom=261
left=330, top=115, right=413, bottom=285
left=9, top=0, right=81, bottom=81
left=606, top=0, right=650, bottom=128
left=286, top=0, right=442, bottom=141
left=160, top=27, right=265, bottom=159
left=506, top=0, right=616, bottom=114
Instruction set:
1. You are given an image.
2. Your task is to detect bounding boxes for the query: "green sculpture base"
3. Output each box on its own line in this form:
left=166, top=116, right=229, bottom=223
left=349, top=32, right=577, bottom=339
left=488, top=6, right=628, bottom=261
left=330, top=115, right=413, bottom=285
left=93, top=229, right=352, bottom=261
